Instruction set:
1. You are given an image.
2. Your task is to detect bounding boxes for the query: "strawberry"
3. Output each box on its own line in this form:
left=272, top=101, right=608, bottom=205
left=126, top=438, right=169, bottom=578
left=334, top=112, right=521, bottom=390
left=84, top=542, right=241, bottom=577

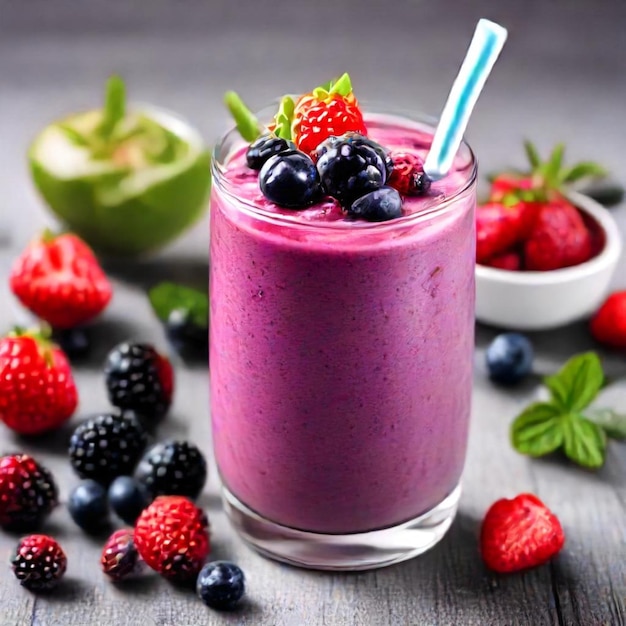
left=0, top=453, right=58, bottom=530
left=524, top=200, right=593, bottom=271
left=387, top=151, right=431, bottom=196
left=476, top=202, right=525, bottom=263
left=291, top=73, right=366, bottom=155
left=489, top=174, right=534, bottom=203
left=0, top=329, right=78, bottom=435
left=134, top=495, right=210, bottom=583
left=480, top=493, right=565, bottom=574
left=11, top=534, right=67, bottom=591
left=590, top=291, right=626, bottom=349
left=10, top=231, right=112, bottom=329
left=484, top=250, right=522, bottom=271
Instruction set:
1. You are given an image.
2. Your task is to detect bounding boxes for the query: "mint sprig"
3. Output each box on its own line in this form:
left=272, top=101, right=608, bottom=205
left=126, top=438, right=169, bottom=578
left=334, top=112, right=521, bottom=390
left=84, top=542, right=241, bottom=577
left=148, top=282, right=208, bottom=329
left=586, top=408, right=626, bottom=441
left=511, top=352, right=616, bottom=469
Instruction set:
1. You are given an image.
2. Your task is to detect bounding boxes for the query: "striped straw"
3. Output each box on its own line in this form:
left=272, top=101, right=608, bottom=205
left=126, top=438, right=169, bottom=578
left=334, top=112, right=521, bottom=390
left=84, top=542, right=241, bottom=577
left=423, top=19, right=508, bottom=181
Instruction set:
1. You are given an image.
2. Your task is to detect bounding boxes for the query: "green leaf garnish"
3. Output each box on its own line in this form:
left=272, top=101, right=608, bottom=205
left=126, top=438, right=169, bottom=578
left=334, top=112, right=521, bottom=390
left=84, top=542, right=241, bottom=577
left=149, top=282, right=208, bottom=329
left=328, top=72, right=353, bottom=97
left=561, top=162, right=609, bottom=184
left=273, top=95, right=295, bottom=141
left=523, top=141, right=541, bottom=169
left=98, top=75, right=126, bottom=139
left=511, top=352, right=614, bottom=469
left=543, top=352, right=604, bottom=413
left=586, top=408, right=626, bottom=441
left=224, top=91, right=261, bottom=142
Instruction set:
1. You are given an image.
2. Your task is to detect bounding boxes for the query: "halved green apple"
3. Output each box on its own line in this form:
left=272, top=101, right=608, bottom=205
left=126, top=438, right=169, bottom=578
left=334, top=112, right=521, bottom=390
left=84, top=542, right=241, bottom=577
left=28, top=77, right=211, bottom=256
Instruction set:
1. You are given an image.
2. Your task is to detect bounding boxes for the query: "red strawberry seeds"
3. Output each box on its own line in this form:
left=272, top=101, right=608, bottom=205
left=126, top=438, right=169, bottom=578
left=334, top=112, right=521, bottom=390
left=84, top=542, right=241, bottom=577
left=134, top=496, right=210, bottom=583
left=10, top=231, right=112, bottom=329
left=480, top=493, right=565, bottom=573
left=0, top=330, right=78, bottom=435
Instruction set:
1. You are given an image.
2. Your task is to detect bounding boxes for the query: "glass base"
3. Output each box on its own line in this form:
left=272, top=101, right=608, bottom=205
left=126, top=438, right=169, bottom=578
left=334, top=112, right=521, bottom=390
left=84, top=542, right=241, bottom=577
left=221, top=483, right=461, bottom=571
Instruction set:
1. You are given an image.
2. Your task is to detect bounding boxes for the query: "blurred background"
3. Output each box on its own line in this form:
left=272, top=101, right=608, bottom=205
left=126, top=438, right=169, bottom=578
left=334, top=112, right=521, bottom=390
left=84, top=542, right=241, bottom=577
left=1, top=0, right=625, bottom=254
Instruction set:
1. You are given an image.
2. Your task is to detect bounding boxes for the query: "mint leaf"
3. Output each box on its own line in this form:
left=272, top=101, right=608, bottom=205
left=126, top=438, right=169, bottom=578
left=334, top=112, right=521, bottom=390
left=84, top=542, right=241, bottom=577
left=329, top=73, right=352, bottom=97
left=511, top=402, right=564, bottom=457
left=524, top=141, right=541, bottom=170
left=58, top=123, right=92, bottom=148
left=544, top=352, right=604, bottom=413
left=149, top=282, right=208, bottom=329
left=273, top=95, right=295, bottom=141
left=224, top=91, right=261, bottom=142
left=542, top=143, right=565, bottom=186
left=98, top=75, right=126, bottom=138
left=562, top=413, right=606, bottom=469
left=561, top=161, right=608, bottom=184
left=586, top=408, right=626, bottom=441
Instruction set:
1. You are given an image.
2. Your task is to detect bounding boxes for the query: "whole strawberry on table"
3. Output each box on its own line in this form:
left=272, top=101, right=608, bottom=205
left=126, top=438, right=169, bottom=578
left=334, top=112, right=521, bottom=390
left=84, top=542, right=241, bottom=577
left=476, top=142, right=608, bottom=271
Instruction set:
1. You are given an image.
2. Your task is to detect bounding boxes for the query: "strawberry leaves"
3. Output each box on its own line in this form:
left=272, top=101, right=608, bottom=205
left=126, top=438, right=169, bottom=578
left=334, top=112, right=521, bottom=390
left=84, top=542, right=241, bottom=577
left=273, top=96, right=295, bottom=141
left=511, top=352, right=620, bottom=469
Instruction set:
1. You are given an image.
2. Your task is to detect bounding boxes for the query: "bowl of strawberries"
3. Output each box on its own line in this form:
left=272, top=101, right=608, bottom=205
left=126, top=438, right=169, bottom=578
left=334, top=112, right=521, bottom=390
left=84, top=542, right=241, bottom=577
left=475, top=143, right=622, bottom=330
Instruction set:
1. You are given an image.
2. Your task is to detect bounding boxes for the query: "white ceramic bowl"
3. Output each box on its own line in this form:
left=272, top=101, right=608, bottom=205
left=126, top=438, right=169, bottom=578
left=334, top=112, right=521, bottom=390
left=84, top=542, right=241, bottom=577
left=475, top=191, right=623, bottom=330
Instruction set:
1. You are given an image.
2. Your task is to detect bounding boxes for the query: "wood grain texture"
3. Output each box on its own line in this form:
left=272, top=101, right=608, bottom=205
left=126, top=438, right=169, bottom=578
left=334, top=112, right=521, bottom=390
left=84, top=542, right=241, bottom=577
left=0, top=1, right=625, bottom=624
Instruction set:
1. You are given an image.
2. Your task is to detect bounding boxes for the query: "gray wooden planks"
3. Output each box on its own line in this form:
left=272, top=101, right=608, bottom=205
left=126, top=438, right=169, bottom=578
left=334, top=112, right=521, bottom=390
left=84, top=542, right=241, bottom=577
left=0, top=1, right=625, bottom=624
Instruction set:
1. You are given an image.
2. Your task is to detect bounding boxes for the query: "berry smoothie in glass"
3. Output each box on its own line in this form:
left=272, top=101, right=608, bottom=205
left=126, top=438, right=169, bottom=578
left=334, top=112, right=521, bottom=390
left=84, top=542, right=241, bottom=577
left=210, top=74, right=476, bottom=570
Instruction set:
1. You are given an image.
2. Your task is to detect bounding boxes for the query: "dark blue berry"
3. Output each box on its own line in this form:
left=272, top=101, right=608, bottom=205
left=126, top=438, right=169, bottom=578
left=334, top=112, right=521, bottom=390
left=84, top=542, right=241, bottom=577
left=165, top=309, right=207, bottom=359
left=486, top=333, right=534, bottom=384
left=68, top=480, right=108, bottom=532
left=135, top=441, right=207, bottom=500
left=108, top=476, right=151, bottom=525
left=259, top=150, right=323, bottom=208
left=196, top=561, right=245, bottom=610
left=53, top=327, right=91, bottom=360
left=316, top=137, right=388, bottom=205
left=347, top=187, right=403, bottom=222
left=246, top=134, right=294, bottom=170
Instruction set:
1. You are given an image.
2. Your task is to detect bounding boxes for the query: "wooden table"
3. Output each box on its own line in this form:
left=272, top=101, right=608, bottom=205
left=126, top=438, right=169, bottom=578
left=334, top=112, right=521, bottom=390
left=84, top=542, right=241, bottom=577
left=0, top=1, right=625, bottom=624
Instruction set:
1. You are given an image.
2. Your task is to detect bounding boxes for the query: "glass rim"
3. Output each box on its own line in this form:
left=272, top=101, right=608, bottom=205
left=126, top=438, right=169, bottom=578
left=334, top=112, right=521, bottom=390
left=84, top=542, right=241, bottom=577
left=211, top=104, right=477, bottom=232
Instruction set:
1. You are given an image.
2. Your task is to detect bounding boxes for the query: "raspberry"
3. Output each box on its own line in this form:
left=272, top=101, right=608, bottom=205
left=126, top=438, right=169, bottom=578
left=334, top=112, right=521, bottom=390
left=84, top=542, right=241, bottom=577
left=0, top=454, right=58, bottom=531
left=101, top=529, right=145, bottom=582
left=11, top=534, right=67, bottom=592
left=134, top=496, right=210, bottom=583
left=387, top=151, right=431, bottom=196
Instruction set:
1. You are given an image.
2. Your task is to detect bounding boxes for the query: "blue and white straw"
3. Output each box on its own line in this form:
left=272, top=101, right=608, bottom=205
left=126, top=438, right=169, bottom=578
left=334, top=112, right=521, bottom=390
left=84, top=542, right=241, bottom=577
left=423, top=19, right=508, bottom=181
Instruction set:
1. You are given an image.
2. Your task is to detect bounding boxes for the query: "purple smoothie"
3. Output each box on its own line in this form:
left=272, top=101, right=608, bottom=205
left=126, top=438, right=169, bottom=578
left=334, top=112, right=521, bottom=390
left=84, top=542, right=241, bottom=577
left=210, top=113, right=476, bottom=534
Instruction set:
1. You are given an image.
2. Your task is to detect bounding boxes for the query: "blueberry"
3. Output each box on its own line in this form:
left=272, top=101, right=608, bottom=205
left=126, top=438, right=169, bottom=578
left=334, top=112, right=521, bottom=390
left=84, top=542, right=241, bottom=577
left=347, top=187, right=403, bottom=222
left=53, top=327, right=91, bottom=360
left=108, top=476, right=151, bottom=525
left=259, top=150, right=323, bottom=208
left=196, top=561, right=245, bottom=610
left=165, top=309, right=207, bottom=359
left=316, top=136, right=388, bottom=205
left=246, top=134, right=294, bottom=170
left=486, top=333, right=534, bottom=384
left=68, top=480, right=109, bottom=532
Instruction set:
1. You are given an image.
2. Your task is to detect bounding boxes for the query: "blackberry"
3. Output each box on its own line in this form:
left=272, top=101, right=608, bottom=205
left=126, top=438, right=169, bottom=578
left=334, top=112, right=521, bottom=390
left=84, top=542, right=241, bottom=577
left=135, top=441, right=207, bottom=500
left=316, top=136, right=388, bottom=205
left=0, top=454, right=58, bottom=531
left=196, top=561, right=246, bottom=610
left=104, top=342, right=174, bottom=422
left=11, top=534, right=67, bottom=592
left=68, top=413, right=148, bottom=485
